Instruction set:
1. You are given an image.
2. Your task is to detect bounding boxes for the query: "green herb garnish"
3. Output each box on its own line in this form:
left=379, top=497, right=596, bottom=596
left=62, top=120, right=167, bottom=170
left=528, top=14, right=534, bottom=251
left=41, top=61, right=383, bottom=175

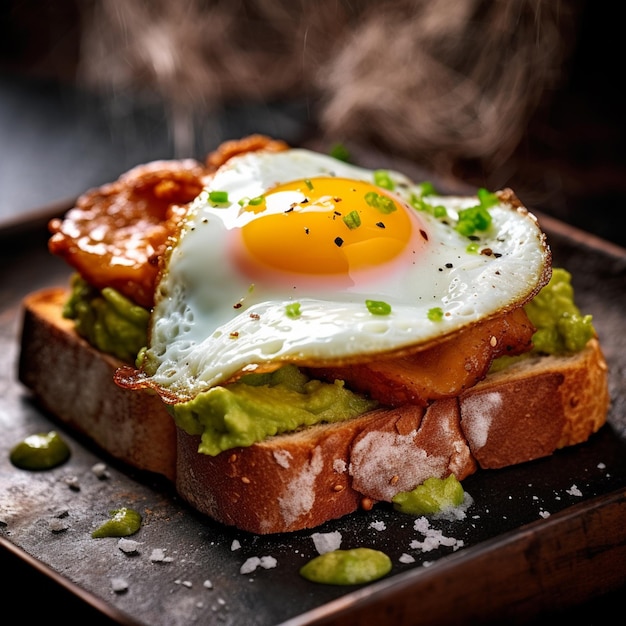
left=366, top=300, right=392, bottom=316
left=374, top=170, right=395, bottom=190
left=428, top=307, right=444, bottom=321
left=209, top=190, right=229, bottom=204
left=343, top=210, right=361, bottom=229
left=286, top=302, right=301, bottom=318
left=364, top=191, right=396, bottom=214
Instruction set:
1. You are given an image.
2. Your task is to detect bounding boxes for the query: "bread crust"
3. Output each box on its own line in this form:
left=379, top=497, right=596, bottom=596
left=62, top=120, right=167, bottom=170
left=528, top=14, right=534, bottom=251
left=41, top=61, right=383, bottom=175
left=18, top=287, right=610, bottom=534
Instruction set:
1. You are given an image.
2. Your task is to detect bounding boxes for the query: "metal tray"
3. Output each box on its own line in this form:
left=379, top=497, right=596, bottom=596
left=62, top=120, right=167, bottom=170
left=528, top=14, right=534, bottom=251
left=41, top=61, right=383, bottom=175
left=1, top=200, right=626, bottom=626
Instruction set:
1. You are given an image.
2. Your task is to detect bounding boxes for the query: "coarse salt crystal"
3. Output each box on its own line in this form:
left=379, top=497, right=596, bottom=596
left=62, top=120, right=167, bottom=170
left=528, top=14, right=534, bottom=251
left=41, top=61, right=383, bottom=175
left=311, top=531, right=342, bottom=554
left=48, top=518, right=70, bottom=533
left=111, top=577, right=129, bottom=593
left=118, top=538, right=140, bottom=554
left=566, top=484, right=583, bottom=497
left=150, top=548, right=173, bottom=563
left=91, top=462, right=110, bottom=479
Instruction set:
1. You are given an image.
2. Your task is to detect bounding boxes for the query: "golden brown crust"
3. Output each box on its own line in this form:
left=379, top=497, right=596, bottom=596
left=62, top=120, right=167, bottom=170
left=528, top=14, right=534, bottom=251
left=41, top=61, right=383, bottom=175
left=18, top=288, right=177, bottom=481
left=18, top=288, right=610, bottom=534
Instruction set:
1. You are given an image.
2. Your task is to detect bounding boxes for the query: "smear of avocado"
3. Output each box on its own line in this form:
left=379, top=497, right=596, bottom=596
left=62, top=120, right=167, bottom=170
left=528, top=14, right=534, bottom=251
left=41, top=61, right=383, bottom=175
left=299, top=548, right=392, bottom=585
left=392, top=474, right=465, bottom=516
left=10, top=431, right=71, bottom=470
left=64, top=274, right=149, bottom=363
left=491, top=267, right=595, bottom=372
left=171, top=364, right=378, bottom=456
left=91, top=507, right=142, bottom=538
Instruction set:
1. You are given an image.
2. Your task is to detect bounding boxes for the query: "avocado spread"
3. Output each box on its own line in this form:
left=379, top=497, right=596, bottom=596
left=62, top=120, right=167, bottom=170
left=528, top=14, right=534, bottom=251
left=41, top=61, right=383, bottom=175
left=392, top=474, right=465, bottom=516
left=491, top=267, right=595, bottom=372
left=171, top=365, right=378, bottom=456
left=64, top=274, right=149, bottom=363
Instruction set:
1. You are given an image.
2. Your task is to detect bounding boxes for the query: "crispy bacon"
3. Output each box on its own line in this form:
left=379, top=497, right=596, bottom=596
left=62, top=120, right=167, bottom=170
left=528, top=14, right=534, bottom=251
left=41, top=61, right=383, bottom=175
left=205, top=134, right=288, bottom=172
left=48, top=159, right=207, bottom=308
left=48, top=135, right=287, bottom=309
left=307, top=307, right=536, bottom=407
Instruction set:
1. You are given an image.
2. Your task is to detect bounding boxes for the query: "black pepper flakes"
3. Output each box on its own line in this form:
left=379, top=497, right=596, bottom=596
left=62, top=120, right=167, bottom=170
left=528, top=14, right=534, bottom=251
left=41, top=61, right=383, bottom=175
left=376, top=222, right=386, bottom=228
left=420, top=229, right=429, bottom=241
left=334, top=237, right=344, bottom=247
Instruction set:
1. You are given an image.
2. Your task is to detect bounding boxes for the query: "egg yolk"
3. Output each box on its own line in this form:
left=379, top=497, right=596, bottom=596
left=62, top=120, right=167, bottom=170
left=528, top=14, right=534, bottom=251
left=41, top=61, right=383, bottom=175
left=239, top=177, right=417, bottom=275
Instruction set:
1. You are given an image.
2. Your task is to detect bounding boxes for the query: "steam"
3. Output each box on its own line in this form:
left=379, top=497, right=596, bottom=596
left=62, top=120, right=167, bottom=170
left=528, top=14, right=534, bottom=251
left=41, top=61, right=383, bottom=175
left=75, top=0, right=577, bottom=171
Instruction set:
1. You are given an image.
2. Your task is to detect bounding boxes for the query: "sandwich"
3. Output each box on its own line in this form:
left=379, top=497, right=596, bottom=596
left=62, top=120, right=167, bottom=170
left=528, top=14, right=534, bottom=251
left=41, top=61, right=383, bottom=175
left=18, top=135, right=610, bottom=534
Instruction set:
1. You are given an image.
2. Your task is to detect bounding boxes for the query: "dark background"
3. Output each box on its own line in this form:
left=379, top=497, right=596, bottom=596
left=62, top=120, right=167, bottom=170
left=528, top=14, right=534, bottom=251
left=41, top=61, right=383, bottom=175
left=1, top=0, right=625, bottom=248
left=1, top=1, right=624, bottom=625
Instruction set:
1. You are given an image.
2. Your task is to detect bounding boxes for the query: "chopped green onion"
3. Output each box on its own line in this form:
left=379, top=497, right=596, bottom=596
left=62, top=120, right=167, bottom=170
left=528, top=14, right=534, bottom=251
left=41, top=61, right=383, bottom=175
left=428, top=307, right=444, bottom=322
left=249, top=195, right=265, bottom=206
left=374, top=170, right=395, bottom=190
left=286, top=302, right=301, bottom=318
left=343, top=210, right=361, bottom=229
left=305, top=178, right=314, bottom=190
left=366, top=300, right=392, bottom=316
left=417, top=181, right=437, bottom=197
left=456, top=205, right=491, bottom=236
left=477, top=187, right=498, bottom=208
left=209, top=190, right=229, bottom=204
left=364, top=191, right=397, bottom=214
left=466, top=242, right=480, bottom=254
left=329, top=143, right=351, bottom=162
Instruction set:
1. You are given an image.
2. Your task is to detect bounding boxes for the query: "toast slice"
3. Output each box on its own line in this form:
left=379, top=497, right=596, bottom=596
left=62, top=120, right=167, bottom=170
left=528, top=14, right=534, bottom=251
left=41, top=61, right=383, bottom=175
left=18, top=287, right=610, bottom=534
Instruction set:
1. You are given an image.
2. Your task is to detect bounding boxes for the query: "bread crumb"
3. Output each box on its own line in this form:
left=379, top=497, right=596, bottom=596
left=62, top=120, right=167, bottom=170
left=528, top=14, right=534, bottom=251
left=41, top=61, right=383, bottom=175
left=311, top=530, right=342, bottom=554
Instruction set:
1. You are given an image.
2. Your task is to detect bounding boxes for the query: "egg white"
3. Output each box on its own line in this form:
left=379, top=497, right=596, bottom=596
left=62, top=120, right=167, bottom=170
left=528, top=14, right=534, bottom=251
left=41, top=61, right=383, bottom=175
left=142, top=148, right=550, bottom=401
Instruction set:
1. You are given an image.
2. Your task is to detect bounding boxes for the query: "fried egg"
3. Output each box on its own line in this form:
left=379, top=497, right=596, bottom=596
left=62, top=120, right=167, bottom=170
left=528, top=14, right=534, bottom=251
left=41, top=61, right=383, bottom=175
left=139, top=148, right=550, bottom=402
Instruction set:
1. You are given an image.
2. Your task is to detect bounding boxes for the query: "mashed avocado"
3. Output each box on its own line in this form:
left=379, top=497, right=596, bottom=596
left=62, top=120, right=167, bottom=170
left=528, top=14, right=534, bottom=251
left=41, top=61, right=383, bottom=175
left=171, top=364, right=378, bottom=456
left=299, top=547, right=392, bottom=585
left=392, top=474, right=465, bottom=516
left=64, top=274, right=149, bottom=363
left=524, top=267, right=595, bottom=353
left=491, top=267, right=595, bottom=372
